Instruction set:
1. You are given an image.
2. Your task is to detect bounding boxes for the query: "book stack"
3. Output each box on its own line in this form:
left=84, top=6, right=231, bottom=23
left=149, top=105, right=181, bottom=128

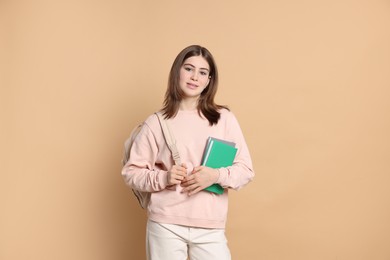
left=201, top=137, right=238, bottom=194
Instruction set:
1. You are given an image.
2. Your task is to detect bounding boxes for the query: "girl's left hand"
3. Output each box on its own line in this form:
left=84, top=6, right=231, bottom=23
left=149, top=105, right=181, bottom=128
left=181, top=166, right=219, bottom=196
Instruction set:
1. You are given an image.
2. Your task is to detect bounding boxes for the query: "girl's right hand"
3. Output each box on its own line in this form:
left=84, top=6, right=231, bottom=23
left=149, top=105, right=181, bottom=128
left=167, top=163, right=187, bottom=186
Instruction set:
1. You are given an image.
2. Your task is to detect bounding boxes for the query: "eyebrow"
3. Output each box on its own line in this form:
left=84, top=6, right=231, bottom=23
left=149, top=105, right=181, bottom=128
left=183, top=63, right=210, bottom=72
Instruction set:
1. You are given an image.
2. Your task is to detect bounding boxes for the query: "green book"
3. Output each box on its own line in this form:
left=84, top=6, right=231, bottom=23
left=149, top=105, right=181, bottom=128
left=201, top=137, right=238, bottom=194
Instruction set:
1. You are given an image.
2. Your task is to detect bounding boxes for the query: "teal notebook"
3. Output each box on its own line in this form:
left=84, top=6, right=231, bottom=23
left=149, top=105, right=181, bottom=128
left=201, top=137, right=238, bottom=194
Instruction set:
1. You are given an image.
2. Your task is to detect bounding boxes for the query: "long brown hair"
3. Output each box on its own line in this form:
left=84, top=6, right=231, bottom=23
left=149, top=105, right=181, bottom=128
left=161, top=45, right=228, bottom=125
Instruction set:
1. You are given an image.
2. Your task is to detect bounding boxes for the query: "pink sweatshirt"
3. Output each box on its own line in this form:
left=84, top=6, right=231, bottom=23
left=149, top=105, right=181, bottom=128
left=122, top=109, right=254, bottom=229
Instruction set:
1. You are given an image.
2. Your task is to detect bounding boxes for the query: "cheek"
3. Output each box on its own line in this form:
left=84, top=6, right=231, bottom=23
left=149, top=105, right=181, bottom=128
left=179, top=71, right=185, bottom=81
left=178, top=74, right=188, bottom=87
left=180, top=68, right=191, bottom=79
left=202, top=78, right=210, bottom=88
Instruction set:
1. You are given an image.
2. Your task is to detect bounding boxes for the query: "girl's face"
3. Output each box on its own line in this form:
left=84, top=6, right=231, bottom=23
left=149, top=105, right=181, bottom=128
left=179, top=55, right=210, bottom=100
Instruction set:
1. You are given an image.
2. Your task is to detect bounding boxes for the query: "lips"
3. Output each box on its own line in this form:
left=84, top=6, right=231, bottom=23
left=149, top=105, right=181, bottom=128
left=186, top=83, right=198, bottom=89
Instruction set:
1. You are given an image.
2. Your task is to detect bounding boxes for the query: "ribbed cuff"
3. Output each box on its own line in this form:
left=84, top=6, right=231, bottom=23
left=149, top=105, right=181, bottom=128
left=158, top=170, right=169, bottom=189
left=216, top=167, right=229, bottom=186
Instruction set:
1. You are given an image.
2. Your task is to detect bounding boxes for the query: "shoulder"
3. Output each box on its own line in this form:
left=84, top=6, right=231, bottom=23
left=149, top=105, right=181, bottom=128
left=144, top=112, right=159, bottom=124
left=142, top=112, right=160, bottom=132
left=219, top=107, right=233, bottom=117
left=128, top=112, right=166, bottom=147
left=219, top=108, right=238, bottom=123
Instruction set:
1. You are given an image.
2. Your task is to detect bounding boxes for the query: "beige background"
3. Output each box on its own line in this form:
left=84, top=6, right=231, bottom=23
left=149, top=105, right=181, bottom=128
left=1, top=0, right=390, bottom=259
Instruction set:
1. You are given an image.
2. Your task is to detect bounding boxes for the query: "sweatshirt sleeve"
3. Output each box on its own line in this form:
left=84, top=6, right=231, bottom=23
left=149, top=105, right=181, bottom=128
left=121, top=121, right=170, bottom=192
left=215, top=111, right=255, bottom=190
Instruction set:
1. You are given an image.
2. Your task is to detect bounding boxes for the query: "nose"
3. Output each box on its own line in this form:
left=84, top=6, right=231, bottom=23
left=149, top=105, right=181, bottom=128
left=191, top=70, right=198, bottom=81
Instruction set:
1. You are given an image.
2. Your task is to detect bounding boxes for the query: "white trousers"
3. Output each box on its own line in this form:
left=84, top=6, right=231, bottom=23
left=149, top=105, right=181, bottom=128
left=146, top=220, right=231, bottom=260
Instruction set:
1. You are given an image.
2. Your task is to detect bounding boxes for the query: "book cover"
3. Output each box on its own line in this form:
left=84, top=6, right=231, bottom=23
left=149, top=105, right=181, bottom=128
left=201, top=137, right=238, bottom=194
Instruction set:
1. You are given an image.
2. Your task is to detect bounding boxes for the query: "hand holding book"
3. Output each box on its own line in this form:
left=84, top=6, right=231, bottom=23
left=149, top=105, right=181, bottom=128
left=181, top=166, right=220, bottom=196
left=201, top=137, right=238, bottom=194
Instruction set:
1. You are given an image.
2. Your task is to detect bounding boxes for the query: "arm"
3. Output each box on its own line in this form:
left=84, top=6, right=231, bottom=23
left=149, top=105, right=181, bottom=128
left=181, top=111, right=255, bottom=195
left=121, top=122, right=188, bottom=192
left=216, top=112, right=255, bottom=190
left=121, top=123, right=169, bottom=192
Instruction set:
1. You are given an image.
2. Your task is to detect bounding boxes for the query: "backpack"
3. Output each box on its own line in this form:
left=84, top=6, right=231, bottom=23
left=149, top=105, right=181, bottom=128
left=122, top=112, right=181, bottom=209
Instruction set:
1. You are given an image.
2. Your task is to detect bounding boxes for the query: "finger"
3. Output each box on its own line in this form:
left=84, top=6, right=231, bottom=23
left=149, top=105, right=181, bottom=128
left=191, top=166, right=203, bottom=174
left=182, top=182, right=199, bottom=193
left=174, top=167, right=187, bottom=175
left=188, top=186, right=202, bottom=196
left=169, top=179, right=180, bottom=185
left=176, top=172, right=187, bottom=180
left=183, top=174, right=194, bottom=181
left=169, top=173, right=183, bottom=184
left=173, top=164, right=186, bottom=173
left=173, top=165, right=184, bottom=172
left=172, top=167, right=186, bottom=175
left=181, top=178, right=194, bottom=187
left=173, top=174, right=185, bottom=181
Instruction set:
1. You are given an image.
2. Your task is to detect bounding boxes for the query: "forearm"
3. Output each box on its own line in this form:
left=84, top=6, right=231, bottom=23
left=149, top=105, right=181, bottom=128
left=216, top=163, right=254, bottom=190
left=122, top=165, right=169, bottom=192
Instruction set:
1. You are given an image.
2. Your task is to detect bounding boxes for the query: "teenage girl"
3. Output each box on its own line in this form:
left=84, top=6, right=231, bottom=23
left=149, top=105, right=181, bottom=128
left=122, top=45, right=254, bottom=260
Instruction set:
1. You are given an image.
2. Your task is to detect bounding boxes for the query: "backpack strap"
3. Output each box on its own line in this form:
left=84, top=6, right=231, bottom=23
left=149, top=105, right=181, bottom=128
left=155, top=112, right=182, bottom=166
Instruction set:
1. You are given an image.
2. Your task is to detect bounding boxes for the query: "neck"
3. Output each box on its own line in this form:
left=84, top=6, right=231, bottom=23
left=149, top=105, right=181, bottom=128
left=179, top=97, right=198, bottom=111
